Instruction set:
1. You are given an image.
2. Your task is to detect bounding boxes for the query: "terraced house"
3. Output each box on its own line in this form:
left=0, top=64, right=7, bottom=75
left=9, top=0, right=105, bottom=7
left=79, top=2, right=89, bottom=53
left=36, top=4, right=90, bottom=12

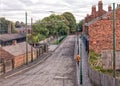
left=83, top=0, right=120, bottom=53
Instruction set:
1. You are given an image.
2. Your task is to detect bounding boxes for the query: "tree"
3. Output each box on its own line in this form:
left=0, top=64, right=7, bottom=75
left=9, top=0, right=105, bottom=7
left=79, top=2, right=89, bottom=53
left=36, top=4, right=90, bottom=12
left=42, top=14, right=69, bottom=36
left=77, top=20, right=83, bottom=32
left=0, top=17, right=17, bottom=34
left=62, top=12, right=76, bottom=33
left=15, top=21, right=25, bottom=28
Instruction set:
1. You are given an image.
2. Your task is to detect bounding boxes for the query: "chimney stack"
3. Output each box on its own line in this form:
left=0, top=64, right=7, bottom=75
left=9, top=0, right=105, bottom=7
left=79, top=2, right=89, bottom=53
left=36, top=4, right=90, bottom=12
left=108, top=5, right=112, bottom=12
left=8, top=22, right=11, bottom=34
left=98, top=0, right=103, bottom=16
left=12, top=40, right=17, bottom=45
left=91, top=5, right=96, bottom=18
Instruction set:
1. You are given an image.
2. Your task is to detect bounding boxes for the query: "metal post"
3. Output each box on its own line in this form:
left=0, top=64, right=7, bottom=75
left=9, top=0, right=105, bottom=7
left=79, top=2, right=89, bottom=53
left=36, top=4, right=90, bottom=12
left=113, top=3, right=116, bottom=78
left=0, top=20, right=1, bottom=46
left=25, top=12, right=28, bottom=64
left=57, top=28, right=58, bottom=44
left=79, top=34, right=83, bottom=84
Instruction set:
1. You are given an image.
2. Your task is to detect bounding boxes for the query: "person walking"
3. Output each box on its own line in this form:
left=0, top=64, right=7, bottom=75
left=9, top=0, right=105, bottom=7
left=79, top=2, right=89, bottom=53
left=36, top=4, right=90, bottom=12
left=76, top=55, right=80, bottom=66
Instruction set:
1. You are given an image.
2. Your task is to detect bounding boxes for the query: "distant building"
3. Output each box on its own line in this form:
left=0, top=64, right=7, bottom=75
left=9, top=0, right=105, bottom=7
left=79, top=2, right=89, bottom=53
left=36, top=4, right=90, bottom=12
left=83, top=0, right=120, bottom=53
left=15, top=25, right=32, bottom=34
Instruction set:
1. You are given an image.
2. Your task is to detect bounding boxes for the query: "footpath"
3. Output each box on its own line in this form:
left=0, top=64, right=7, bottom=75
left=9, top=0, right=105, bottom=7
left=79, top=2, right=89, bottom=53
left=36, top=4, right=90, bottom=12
left=76, top=36, right=93, bottom=86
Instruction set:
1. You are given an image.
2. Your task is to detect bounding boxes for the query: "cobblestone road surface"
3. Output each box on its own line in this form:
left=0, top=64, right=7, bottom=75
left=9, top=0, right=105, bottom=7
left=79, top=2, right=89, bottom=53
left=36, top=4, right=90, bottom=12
left=0, top=35, right=76, bottom=86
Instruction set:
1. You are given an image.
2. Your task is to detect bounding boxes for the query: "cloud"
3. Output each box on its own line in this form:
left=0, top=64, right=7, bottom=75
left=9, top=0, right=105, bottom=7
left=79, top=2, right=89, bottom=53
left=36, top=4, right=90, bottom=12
left=20, top=0, right=34, bottom=6
left=0, top=0, right=120, bottom=23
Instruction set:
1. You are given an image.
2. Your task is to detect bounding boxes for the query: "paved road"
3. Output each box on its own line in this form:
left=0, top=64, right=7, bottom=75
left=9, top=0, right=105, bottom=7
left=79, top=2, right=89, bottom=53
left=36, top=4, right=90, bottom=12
left=0, top=35, right=76, bottom=86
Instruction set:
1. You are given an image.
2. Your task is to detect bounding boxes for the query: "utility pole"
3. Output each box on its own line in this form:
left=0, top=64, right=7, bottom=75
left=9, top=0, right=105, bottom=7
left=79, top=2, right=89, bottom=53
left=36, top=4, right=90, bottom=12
left=31, top=18, right=33, bottom=33
left=25, top=12, right=28, bottom=65
left=31, top=17, right=33, bottom=62
left=113, top=3, right=116, bottom=78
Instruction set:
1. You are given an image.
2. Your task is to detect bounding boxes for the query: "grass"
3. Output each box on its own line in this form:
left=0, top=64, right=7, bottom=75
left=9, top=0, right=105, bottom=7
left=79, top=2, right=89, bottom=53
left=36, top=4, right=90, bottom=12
left=52, top=35, right=66, bottom=45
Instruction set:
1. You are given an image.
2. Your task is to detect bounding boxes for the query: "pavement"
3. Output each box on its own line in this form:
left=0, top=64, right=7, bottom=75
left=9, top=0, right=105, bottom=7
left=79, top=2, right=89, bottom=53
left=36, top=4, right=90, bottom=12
left=76, top=38, right=93, bottom=86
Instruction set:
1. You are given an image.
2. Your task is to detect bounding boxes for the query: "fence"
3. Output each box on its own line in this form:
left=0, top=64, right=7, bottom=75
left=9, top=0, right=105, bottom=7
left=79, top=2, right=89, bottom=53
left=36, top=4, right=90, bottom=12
left=88, top=65, right=120, bottom=86
left=0, top=59, right=13, bottom=75
left=0, top=43, right=48, bottom=75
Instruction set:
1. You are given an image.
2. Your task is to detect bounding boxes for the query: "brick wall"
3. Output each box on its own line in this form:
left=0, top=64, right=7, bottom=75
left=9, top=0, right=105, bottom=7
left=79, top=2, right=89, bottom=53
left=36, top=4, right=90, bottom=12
left=89, top=19, right=120, bottom=53
left=14, top=52, right=36, bottom=68
left=88, top=7, right=120, bottom=53
left=0, top=47, right=13, bottom=60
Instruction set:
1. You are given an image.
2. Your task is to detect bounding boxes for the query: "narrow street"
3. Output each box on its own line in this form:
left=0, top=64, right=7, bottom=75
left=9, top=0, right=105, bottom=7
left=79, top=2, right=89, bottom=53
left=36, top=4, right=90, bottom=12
left=0, top=35, right=76, bottom=86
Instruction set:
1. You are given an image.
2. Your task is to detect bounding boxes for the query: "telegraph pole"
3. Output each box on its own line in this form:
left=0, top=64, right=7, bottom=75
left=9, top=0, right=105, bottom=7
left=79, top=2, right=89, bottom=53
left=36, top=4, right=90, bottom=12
left=31, top=17, right=33, bottom=62
left=25, top=12, right=28, bottom=64
left=113, top=3, right=116, bottom=78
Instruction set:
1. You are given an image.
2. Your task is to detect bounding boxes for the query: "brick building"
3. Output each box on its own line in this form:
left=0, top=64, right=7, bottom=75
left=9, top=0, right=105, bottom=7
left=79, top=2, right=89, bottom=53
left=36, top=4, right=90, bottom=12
left=83, top=0, right=120, bottom=53
left=0, top=41, right=36, bottom=68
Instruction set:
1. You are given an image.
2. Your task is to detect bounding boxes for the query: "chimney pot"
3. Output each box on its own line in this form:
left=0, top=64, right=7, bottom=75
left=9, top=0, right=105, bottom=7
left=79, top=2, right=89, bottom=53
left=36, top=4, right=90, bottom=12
left=108, top=5, right=112, bottom=12
left=12, top=40, right=17, bottom=45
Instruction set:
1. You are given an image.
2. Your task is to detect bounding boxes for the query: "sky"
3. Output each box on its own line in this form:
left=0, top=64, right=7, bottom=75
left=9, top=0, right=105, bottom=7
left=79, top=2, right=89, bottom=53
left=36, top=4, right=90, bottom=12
left=0, top=0, right=120, bottom=23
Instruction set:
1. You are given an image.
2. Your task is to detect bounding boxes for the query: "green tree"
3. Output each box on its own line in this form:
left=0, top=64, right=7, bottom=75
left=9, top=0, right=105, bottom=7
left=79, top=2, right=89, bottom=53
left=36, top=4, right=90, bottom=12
left=77, top=20, right=83, bottom=32
left=42, top=14, right=69, bottom=36
left=30, top=20, right=49, bottom=44
left=0, top=17, right=17, bottom=34
left=62, top=12, right=76, bottom=33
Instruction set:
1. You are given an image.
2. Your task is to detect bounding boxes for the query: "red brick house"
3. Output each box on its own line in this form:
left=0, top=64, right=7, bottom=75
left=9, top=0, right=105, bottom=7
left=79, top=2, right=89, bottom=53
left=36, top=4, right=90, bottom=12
left=0, top=41, right=36, bottom=68
left=83, top=0, right=120, bottom=53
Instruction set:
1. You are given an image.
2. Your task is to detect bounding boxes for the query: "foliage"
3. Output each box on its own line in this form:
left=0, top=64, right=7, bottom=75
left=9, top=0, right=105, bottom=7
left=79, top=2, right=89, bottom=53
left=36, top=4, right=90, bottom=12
left=52, top=35, right=66, bottom=44
left=15, top=21, right=25, bottom=28
left=62, top=12, right=76, bottom=33
left=76, top=20, right=83, bottom=32
left=89, top=50, right=120, bottom=77
left=42, top=14, right=69, bottom=36
left=0, top=17, right=17, bottom=34
left=89, top=50, right=102, bottom=70
left=31, top=11, right=76, bottom=43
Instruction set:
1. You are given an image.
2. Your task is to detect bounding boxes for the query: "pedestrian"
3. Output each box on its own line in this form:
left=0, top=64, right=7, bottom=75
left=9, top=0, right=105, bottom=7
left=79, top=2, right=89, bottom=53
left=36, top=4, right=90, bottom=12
left=76, top=55, right=80, bottom=66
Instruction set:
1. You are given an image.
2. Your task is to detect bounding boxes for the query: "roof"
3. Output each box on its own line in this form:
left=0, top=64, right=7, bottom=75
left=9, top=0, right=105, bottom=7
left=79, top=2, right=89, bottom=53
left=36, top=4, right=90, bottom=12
left=84, top=6, right=120, bottom=26
left=0, top=33, right=26, bottom=42
left=0, top=47, right=14, bottom=60
left=85, top=11, right=112, bottom=26
left=2, top=42, right=33, bottom=56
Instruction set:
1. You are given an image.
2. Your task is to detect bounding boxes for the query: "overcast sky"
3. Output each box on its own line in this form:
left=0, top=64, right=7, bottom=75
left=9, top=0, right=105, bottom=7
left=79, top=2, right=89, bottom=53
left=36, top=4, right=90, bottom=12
left=0, top=0, right=120, bottom=23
